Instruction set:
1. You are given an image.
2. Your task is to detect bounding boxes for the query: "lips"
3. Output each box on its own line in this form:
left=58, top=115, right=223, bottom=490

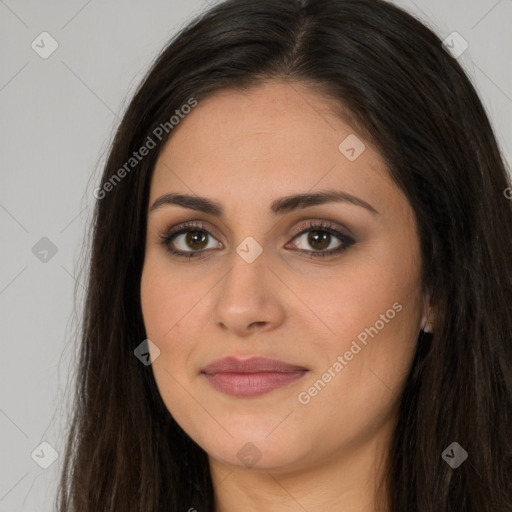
left=201, top=356, right=308, bottom=397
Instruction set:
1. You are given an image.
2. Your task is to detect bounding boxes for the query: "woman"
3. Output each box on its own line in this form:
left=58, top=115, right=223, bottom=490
left=57, top=0, right=512, bottom=510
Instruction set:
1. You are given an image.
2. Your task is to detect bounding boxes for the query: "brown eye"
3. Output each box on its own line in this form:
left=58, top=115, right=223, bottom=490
left=305, top=230, right=332, bottom=251
left=183, top=230, right=209, bottom=251
left=289, top=224, right=355, bottom=258
left=159, top=222, right=221, bottom=259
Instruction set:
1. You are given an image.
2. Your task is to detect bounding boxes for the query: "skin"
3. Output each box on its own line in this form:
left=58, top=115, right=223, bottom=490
left=140, top=80, right=433, bottom=512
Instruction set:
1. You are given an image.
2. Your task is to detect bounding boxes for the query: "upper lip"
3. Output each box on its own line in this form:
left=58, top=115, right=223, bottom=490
left=201, top=356, right=308, bottom=374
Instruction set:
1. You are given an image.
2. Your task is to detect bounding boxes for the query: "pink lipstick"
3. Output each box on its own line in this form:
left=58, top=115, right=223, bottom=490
left=201, top=356, right=308, bottom=397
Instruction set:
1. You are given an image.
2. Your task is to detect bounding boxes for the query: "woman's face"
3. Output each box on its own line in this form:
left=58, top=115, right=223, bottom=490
left=141, top=80, right=429, bottom=473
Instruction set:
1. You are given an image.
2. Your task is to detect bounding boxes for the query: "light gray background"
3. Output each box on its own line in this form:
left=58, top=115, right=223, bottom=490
left=0, top=0, right=511, bottom=510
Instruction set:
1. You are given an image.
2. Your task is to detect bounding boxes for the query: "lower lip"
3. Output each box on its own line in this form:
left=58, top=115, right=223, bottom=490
left=203, top=371, right=308, bottom=397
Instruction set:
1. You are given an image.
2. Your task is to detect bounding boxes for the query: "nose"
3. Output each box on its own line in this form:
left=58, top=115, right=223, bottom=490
left=211, top=250, right=286, bottom=337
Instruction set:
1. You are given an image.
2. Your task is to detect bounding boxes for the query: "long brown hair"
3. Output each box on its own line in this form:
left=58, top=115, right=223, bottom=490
left=57, top=0, right=512, bottom=510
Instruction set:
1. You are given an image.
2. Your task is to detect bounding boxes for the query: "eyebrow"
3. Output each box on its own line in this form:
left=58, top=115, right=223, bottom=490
left=149, top=189, right=379, bottom=216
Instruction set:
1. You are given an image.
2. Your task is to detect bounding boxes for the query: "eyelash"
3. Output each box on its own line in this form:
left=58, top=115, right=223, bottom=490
left=158, top=220, right=356, bottom=260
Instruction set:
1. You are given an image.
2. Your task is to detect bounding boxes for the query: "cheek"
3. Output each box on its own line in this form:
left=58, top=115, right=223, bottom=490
left=291, top=240, right=423, bottom=412
left=291, top=284, right=420, bottom=458
left=140, top=268, right=168, bottom=341
left=140, top=255, right=210, bottom=369
left=140, top=270, right=199, bottom=380
left=140, top=258, right=192, bottom=340
left=288, top=244, right=422, bottom=350
left=140, top=261, right=201, bottom=427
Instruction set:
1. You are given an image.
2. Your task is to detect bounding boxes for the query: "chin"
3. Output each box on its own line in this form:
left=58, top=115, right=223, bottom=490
left=207, top=442, right=299, bottom=471
left=193, top=424, right=310, bottom=472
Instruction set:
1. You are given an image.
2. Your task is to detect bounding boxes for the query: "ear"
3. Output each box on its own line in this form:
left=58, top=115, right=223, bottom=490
left=420, top=293, right=435, bottom=333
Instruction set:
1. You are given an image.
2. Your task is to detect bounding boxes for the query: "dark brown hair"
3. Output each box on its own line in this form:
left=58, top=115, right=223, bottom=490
left=57, top=0, right=512, bottom=510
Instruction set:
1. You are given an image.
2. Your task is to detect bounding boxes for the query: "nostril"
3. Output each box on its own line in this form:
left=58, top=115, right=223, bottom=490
left=249, top=321, right=267, bottom=329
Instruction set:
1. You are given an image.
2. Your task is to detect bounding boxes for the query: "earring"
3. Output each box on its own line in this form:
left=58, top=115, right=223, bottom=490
left=421, top=305, right=433, bottom=334
left=421, top=322, right=432, bottom=334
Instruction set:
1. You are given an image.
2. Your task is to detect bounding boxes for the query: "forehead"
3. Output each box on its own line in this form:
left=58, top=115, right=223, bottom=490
left=149, top=80, right=397, bottom=217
